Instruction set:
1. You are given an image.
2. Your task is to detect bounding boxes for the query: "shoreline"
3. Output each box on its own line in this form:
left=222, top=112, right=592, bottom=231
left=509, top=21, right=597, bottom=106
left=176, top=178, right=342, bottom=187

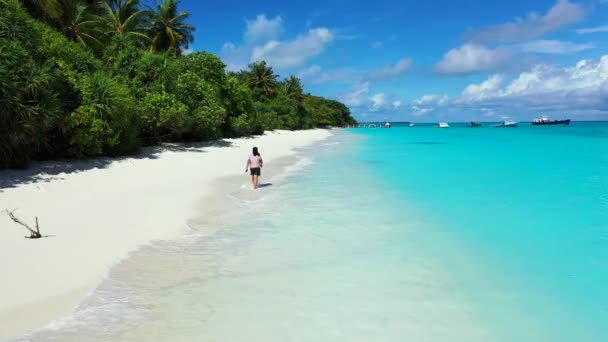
left=0, top=129, right=332, bottom=339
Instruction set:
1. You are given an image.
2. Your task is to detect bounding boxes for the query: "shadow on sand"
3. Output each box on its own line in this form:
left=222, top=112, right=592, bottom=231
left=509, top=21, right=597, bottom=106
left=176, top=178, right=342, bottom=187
left=257, top=183, right=273, bottom=189
left=0, top=140, right=235, bottom=192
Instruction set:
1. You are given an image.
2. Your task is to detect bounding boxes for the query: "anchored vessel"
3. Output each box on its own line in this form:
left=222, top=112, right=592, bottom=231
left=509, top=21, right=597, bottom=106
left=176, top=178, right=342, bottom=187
left=469, top=121, right=482, bottom=127
left=435, top=122, right=449, bottom=128
left=384, top=121, right=391, bottom=128
left=532, top=115, right=570, bottom=126
left=493, top=120, right=518, bottom=127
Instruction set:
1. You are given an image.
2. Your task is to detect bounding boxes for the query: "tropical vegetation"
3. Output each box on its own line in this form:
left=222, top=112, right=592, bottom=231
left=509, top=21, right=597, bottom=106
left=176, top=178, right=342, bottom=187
left=0, top=0, right=356, bottom=168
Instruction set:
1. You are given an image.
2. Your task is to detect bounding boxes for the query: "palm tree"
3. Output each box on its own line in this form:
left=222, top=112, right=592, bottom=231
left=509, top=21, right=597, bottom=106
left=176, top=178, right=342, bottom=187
left=61, top=0, right=104, bottom=48
left=284, top=75, right=304, bottom=103
left=21, top=0, right=64, bottom=19
left=147, top=0, right=194, bottom=55
left=247, top=61, right=278, bottom=100
left=99, top=0, right=149, bottom=42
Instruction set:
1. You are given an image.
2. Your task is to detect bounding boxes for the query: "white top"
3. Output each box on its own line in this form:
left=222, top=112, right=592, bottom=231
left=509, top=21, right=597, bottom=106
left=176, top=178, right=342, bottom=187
left=248, top=155, right=262, bottom=168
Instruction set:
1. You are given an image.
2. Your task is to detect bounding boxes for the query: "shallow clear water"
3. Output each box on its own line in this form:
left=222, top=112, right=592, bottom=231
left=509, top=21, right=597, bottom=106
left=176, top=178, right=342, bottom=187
left=14, top=123, right=608, bottom=341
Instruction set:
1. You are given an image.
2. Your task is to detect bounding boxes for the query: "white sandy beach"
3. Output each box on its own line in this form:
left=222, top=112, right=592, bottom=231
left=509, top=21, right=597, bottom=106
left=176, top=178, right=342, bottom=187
left=0, top=129, right=331, bottom=339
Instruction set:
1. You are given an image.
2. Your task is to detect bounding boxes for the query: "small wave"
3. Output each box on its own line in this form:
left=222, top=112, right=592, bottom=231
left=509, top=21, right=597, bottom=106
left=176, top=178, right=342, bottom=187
left=227, top=189, right=266, bottom=204
left=275, top=157, right=314, bottom=179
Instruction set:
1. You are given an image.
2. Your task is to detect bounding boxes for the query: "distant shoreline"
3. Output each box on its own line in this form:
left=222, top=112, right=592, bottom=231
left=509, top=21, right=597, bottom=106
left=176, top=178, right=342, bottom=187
left=356, top=120, right=608, bottom=124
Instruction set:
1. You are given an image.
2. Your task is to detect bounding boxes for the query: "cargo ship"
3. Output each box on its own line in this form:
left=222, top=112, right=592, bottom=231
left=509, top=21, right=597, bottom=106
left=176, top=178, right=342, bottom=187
left=532, top=115, right=570, bottom=126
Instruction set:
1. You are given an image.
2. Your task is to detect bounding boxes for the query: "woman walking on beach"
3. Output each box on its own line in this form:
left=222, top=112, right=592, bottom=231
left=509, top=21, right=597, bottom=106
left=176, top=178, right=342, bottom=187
left=246, top=147, right=263, bottom=189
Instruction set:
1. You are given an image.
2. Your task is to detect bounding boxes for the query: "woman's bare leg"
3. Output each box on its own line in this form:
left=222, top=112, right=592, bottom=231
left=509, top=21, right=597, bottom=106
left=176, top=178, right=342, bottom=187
left=251, top=175, right=255, bottom=189
left=253, top=175, right=259, bottom=189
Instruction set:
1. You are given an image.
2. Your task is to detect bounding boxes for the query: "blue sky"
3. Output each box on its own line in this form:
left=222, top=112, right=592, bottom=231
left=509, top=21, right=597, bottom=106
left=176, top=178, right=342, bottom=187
left=179, top=0, right=608, bottom=122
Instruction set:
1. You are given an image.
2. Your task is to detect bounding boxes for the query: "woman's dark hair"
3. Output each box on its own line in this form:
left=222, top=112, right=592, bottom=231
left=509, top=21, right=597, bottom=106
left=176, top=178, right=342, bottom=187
left=252, top=147, right=260, bottom=157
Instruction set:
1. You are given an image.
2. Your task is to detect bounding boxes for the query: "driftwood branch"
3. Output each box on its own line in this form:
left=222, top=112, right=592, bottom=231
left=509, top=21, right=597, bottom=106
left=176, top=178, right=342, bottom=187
left=3, top=209, right=43, bottom=239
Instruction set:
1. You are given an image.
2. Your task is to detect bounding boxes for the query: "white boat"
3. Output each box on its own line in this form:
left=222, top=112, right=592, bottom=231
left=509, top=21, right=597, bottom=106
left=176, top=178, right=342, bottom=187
left=384, top=121, right=391, bottom=128
left=409, top=123, right=415, bottom=127
left=493, top=120, right=518, bottom=127
left=435, top=122, right=449, bottom=128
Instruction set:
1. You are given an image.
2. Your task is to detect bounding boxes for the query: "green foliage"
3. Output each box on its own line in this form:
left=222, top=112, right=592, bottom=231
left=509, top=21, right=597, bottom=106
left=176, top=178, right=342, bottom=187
left=131, top=49, right=176, bottom=93
left=270, top=94, right=301, bottom=130
left=178, top=52, right=227, bottom=85
left=35, top=17, right=101, bottom=77
left=326, top=99, right=357, bottom=127
left=101, top=35, right=143, bottom=77
left=174, top=72, right=226, bottom=140
left=245, top=61, right=278, bottom=101
left=284, top=75, right=304, bottom=103
left=0, top=0, right=61, bottom=167
left=1, top=0, right=32, bottom=41
left=222, top=76, right=262, bottom=136
left=297, top=103, right=314, bottom=129
left=253, top=102, right=281, bottom=131
left=21, top=0, right=64, bottom=19
left=0, top=41, right=61, bottom=168
left=303, top=95, right=357, bottom=127
left=33, top=16, right=105, bottom=158
left=67, top=72, right=140, bottom=156
left=139, top=91, right=188, bottom=143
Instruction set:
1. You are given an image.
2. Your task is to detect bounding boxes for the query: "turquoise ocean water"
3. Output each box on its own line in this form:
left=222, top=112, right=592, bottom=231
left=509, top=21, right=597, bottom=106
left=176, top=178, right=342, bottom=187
left=13, top=122, right=608, bottom=341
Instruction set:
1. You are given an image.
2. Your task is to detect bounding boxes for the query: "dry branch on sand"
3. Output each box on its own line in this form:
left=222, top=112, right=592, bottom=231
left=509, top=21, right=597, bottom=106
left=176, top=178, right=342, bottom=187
left=3, top=209, right=43, bottom=239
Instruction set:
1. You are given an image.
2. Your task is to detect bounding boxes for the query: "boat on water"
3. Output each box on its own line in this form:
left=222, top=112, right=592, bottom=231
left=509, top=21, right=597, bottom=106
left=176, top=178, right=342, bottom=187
left=409, top=123, right=415, bottom=127
left=435, top=122, right=449, bottom=128
left=469, top=121, right=482, bottom=127
left=493, top=120, right=518, bottom=127
left=384, top=121, right=391, bottom=128
left=532, top=115, right=570, bottom=126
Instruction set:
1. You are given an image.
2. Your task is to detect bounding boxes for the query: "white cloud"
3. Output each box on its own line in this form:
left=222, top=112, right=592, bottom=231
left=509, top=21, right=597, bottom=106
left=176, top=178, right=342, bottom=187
left=368, top=58, right=412, bottom=80
left=461, top=74, right=505, bottom=100
left=221, top=15, right=333, bottom=70
left=297, top=65, right=322, bottom=79
left=221, top=42, right=250, bottom=71
left=368, top=93, right=405, bottom=113
left=244, top=15, right=283, bottom=43
left=576, top=25, right=608, bottom=34
left=454, top=55, right=608, bottom=114
left=336, top=83, right=403, bottom=114
left=370, top=93, right=387, bottom=111
left=467, top=0, right=586, bottom=44
left=251, top=28, right=334, bottom=68
left=505, top=58, right=608, bottom=97
left=410, top=94, right=449, bottom=115
left=414, top=94, right=449, bottom=105
left=386, top=55, right=608, bottom=121
left=518, top=39, right=595, bottom=54
left=435, top=44, right=514, bottom=74
left=410, top=106, right=432, bottom=116
left=337, top=82, right=370, bottom=107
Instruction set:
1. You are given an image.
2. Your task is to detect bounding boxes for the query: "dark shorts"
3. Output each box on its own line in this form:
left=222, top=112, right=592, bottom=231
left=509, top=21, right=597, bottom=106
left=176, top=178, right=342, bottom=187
left=250, top=167, right=261, bottom=176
